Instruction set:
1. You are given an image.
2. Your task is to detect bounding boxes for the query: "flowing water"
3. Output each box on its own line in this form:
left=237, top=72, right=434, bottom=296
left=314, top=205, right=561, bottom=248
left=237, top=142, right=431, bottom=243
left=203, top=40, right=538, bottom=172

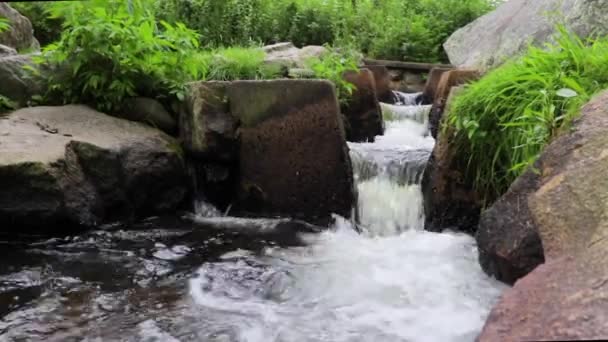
left=0, top=93, right=506, bottom=341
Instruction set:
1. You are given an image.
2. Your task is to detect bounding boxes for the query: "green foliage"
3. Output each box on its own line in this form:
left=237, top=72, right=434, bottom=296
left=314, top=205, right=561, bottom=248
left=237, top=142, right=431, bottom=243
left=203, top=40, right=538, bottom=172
left=200, top=47, right=282, bottom=81
left=157, top=0, right=495, bottom=63
left=32, top=0, right=205, bottom=112
left=0, top=16, right=9, bottom=33
left=447, top=26, right=608, bottom=202
left=0, top=95, right=16, bottom=114
left=10, top=2, right=63, bottom=46
left=305, top=47, right=359, bottom=104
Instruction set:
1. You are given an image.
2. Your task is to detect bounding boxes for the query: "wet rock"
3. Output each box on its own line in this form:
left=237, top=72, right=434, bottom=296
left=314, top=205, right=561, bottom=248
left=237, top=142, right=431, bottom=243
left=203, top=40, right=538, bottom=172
left=476, top=168, right=544, bottom=285
left=429, top=69, right=479, bottom=139
left=0, top=4, right=39, bottom=52
left=420, top=67, right=452, bottom=105
left=479, top=90, right=608, bottom=340
left=341, top=68, right=384, bottom=142
left=228, top=80, right=356, bottom=224
left=0, top=54, right=40, bottom=107
left=445, top=0, right=608, bottom=70
left=119, top=97, right=177, bottom=135
left=364, top=65, right=395, bottom=104
left=180, top=81, right=237, bottom=162
left=423, top=86, right=481, bottom=233
left=0, top=105, right=188, bottom=234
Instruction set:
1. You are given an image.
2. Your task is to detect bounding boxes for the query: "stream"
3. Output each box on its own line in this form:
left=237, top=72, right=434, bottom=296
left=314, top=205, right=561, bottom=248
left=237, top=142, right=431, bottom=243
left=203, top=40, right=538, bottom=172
left=0, top=93, right=506, bottom=342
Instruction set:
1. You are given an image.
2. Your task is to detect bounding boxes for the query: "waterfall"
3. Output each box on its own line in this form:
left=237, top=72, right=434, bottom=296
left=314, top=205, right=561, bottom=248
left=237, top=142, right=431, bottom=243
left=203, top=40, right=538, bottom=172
left=186, top=92, right=507, bottom=342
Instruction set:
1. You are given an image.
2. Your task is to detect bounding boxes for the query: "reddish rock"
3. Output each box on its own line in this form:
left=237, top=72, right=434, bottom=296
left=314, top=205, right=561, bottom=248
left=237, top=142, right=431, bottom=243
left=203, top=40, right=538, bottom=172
left=228, top=80, right=356, bottom=225
left=365, top=65, right=395, bottom=103
left=429, top=69, right=480, bottom=138
left=341, top=68, right=384, bottom=142
left=479, top=91, right=608, bottom=340
left=421, top=67, right=452, bottom=105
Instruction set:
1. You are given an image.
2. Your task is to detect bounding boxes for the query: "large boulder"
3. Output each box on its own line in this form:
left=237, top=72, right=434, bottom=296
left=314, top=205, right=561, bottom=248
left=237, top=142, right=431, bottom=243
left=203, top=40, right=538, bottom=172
left=478, top=91, right=608, bottom=340
left=341, top=68, right=384, bottom=142
left=476, top=167, right=545, bottom=285
left=423, top=86, right=482, bottom=233
left=445, top=0, right=608, bottom=70
left=228, top=80, right=356, bottom=224
left=0, top=3, right=39, bottom=51
left=0, top=105, right=188, bottom=234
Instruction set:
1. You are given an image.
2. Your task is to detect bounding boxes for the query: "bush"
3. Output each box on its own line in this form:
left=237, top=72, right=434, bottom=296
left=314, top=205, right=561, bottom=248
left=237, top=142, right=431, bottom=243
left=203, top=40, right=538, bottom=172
left=447, top=27, right=608, bottom=202
left=304, top=47, right=359, bottom=104
left=31, top=0, right=205, bottom=112
left=157, top=0, right=495, bottom=63
left=200, top=47, right=282, bottom=81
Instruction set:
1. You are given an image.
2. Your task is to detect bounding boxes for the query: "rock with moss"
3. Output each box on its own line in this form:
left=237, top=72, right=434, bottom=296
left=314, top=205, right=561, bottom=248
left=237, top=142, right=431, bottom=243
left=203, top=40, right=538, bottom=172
left=0, top=105, right=188, bottom=234
left=478, top=90, right=608, bottom=341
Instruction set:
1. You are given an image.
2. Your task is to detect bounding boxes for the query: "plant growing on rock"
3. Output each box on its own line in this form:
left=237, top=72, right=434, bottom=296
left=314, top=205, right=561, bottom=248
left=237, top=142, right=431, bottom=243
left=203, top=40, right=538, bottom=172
left=447, top=26, right=608, bottom=202
left=305, top=47, right=359, bottom=104
left=31, top=0, right=205, bottom=113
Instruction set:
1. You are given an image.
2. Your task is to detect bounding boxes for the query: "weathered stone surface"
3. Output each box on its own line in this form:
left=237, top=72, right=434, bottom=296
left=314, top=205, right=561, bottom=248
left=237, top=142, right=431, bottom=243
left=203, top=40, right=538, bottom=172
left=120, top=97, right=177, bottom=135
left=365, top=65, right=395, bottom=104
left=423, top=86, right=481, bottom=233
left=421, top=67, right=452, bottom=105
left=429, top=69, right=479, bottom=138
left=227, top=80, right=356, bottom=224
left=180, top=81, right=237, bottom=161
left=0, top=44, right=16, bottom=57
left=263, top=42, right=327, bottom=68
left=0, top=105, right=188, bottom=234
left=341, top=68, right=384, bottom=142
left=0, top=3, right=39, bottom=51
left=0, top=54, right=40, bottom=106
left=479, top=91, right=608, bottom=340
left=445, top=0, right=608, bottom=70
left=476, top=167, right=545, bottom=285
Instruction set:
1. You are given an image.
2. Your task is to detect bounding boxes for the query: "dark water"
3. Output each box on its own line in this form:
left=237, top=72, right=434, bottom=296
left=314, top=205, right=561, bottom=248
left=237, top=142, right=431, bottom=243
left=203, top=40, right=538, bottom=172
left=0, top=216, right=301, bottom=341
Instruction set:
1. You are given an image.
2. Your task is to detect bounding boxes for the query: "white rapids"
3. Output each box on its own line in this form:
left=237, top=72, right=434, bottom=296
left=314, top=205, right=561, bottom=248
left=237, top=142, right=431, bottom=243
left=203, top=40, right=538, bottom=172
left=188, top=94, right=507, bottom=342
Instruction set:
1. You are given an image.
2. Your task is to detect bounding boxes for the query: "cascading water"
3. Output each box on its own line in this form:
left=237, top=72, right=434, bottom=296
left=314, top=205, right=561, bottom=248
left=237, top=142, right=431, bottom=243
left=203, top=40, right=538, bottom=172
left=186, top=92, right=507, bottom=342
left=0, top=92, right=507, bottom=342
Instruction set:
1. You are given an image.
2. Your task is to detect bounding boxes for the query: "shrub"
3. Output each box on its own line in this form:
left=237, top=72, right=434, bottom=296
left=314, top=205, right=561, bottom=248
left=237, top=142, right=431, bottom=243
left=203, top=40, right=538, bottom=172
left=201, top=47, right=282, bottom=81
left=304, top=47, right=359, bottom=104
left=157, top=0, right=495, bottom=63
left=31, top=0, right=205, bottom=112
left=447, top=27, right=608, bottom=202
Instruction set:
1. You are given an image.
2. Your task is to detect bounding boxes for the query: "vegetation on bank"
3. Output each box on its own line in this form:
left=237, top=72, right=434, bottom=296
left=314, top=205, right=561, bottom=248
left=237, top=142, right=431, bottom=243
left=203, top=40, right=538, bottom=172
left=13, top=0, right=495, bottom=63
left=447, top=27, right=608, bottom=202
left=23, top=0, right=357, bottom=112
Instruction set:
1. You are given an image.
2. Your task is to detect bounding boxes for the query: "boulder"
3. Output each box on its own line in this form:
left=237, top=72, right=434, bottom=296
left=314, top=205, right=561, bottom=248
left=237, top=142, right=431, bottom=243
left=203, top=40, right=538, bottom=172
left=180, top=81, right=237, bottom=161
left=423, top=86, right=481, bottom=233
left=0, top=54, right=40, bottom=107
left=227, top=80, right=356, bottom=224
left=341, top=68, right=384, bottom=142
left=478, top=91, right=608, bottom=340
left=429, top=69, right=480, bottom=139
left=119, top=97, right=177, bottom=135
left=476, top=167, right=545, bottom=285
left=263, top=42, right=327, bottom=69
left=0, top=105, right=188, bottom=234
left=420, top=67, right=452, bottom=105
left=365, top=65, right=395, bottom=104
left=0, top=3, right=39, bottom=51
left=0, top=44, right=16, bottom=57
left=445, top=0, right=608, bottom=70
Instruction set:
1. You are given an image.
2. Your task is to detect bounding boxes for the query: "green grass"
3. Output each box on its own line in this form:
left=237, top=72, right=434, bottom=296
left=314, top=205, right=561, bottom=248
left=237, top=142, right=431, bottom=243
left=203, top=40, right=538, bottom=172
left=447, top=26, right=608, bottom=203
